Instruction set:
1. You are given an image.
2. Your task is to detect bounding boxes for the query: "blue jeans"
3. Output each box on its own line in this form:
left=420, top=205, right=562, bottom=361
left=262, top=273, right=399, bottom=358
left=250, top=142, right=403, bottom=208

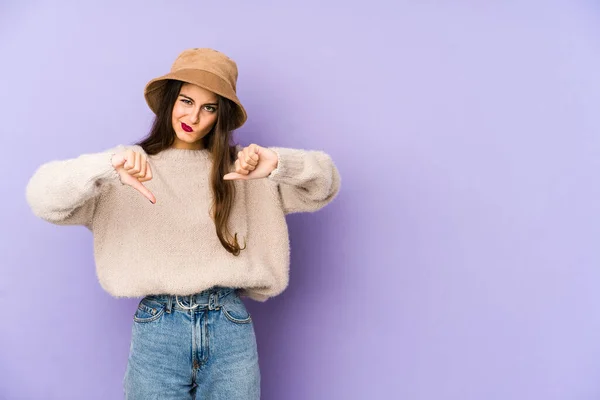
left=123, top=287, right=260, bottom=399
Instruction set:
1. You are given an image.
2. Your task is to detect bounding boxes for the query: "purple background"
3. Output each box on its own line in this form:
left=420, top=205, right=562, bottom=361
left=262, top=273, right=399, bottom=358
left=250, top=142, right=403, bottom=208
left=2, top=1, right=600, bottom=399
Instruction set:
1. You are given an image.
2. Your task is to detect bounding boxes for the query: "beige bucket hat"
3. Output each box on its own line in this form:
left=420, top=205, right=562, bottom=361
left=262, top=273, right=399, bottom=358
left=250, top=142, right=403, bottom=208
left=144, top=48, right=247, bottom=130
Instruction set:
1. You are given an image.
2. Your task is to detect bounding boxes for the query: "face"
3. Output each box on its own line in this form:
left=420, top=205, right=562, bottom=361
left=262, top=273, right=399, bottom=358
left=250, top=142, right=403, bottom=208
left=171, top=83, right=219, bottom=150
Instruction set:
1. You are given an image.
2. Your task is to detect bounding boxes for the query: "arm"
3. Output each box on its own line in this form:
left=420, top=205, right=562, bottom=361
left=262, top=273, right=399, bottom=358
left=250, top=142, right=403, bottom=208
left=267, top=147, right=341, bottom=215
left=25, top=145, right=133, bottom=228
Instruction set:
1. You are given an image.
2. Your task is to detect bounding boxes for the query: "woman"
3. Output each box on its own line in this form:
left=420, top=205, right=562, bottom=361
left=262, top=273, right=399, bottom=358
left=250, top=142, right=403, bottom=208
left=25, top=48, right=340, bottom=399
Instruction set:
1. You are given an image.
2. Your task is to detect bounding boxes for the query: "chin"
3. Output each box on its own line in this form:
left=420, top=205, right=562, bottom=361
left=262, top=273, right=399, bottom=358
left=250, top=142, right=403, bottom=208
left=175, top=132, right=194, bottom=143
left=175, top=131, right=205, bottom=147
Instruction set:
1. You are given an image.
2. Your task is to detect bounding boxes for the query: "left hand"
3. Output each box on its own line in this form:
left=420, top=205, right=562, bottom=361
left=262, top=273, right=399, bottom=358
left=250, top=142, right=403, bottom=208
left=223, top=144, right=279, bottom=181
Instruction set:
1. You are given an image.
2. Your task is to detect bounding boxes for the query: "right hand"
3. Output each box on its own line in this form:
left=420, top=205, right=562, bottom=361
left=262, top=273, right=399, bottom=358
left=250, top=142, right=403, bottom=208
left=111, top=149, right=156, bottom=204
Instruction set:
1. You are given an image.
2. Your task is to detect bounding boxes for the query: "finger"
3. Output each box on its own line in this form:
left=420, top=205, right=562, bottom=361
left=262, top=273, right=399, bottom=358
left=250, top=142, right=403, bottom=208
left=234, top=159, right=250, bottom=175
left=129, top=178, right=156, bottom=204
left=239, top=158, right=256, bottom=171
left=145, top=162, right=153, bottom=180
left=124, top=149, right=134, bottom=170
left=243, top=147, right=258, bottom=166
left=250, top=145, right=260, bottom=163
left=112, top=153, right=126, bottom=169
left=246, top=154, right=258, bottom=166
left=249, top=143, right=260, bottom=155
left=136, top=155, right=147, bottom=178
left=238, top=154, right=256, bottom=171
left=138, top=161, right=152, bottom=182
left=129, top=152, right=141, bottom=175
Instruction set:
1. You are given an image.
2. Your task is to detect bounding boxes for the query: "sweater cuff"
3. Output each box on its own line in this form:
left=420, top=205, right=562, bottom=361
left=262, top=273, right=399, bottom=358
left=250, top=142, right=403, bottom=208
left=101, top=144, right=148, bottom=184
left=267, top=147, right=305, bottom=184
left=96, top=149, right=122, bottom=184
left=85, top=145, right=129, bottom=185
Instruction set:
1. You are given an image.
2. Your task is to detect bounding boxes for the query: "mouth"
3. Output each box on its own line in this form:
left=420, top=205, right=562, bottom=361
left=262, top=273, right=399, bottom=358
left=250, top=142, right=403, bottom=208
left=181, top=122, right=193, bottom=133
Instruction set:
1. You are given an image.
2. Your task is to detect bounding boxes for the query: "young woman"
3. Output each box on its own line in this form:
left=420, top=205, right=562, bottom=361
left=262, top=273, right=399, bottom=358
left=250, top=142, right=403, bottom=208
left=25, top=48, right=340, bottom=399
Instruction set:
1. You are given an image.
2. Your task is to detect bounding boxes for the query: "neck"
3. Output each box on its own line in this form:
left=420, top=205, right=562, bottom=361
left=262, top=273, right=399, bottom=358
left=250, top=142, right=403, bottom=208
left=171, top=143, right=204, bottom=150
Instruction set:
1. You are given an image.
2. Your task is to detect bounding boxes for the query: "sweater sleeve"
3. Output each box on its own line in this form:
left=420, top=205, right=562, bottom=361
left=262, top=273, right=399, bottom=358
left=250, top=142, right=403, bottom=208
left=266, top=147, right=341, bottom=215
left=25, top=145, right=133, bottom=228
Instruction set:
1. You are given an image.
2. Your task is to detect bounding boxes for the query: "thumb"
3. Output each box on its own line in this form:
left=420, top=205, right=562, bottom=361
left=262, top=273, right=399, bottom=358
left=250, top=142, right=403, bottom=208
left=223, top=172, right=246, bottom=181
left=127, top=176, right=156, bottom=204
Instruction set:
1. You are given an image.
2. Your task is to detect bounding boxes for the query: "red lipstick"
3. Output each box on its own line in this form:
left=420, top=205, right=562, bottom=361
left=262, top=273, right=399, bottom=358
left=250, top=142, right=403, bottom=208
left=181, top=123, right=193, bottom=132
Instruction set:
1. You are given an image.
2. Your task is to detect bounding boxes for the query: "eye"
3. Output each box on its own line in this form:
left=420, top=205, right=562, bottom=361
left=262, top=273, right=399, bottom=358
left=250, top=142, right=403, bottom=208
left=180, top=99, right=192, bottom=105
left=203, top=105, right=217, bottom=113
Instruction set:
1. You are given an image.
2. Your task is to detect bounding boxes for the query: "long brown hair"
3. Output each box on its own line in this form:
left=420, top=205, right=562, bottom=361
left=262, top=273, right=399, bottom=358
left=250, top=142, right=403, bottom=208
left=136, top=79, right=246, bottom=256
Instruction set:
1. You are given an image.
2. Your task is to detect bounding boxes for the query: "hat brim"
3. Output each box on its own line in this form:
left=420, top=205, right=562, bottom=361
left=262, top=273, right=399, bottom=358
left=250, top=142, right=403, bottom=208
left=144, top=69, right=247, bottom=130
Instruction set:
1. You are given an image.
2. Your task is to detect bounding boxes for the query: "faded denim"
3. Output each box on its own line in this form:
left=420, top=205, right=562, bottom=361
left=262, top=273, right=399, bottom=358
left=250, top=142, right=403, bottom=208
left=123, top=287, right=260, bottom=399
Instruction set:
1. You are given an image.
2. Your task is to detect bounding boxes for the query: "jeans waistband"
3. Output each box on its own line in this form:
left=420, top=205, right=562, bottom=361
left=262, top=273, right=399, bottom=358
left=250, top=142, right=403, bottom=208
left=146, top=287, right=237, bottom=313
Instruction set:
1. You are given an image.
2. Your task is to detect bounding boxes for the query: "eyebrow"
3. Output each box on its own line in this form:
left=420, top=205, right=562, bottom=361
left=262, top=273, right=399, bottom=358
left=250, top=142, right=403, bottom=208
left=179, top=94, right=218, bottom=106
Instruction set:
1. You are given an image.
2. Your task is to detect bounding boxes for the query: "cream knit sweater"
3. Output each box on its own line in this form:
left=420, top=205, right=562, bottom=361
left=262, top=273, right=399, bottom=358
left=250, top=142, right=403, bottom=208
left=25, top=145, right=340, bottom=301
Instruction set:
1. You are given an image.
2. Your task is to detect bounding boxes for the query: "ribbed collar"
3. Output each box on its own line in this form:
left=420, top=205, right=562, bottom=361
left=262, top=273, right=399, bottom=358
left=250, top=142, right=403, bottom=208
left=150, top=147, right=212, bottom=162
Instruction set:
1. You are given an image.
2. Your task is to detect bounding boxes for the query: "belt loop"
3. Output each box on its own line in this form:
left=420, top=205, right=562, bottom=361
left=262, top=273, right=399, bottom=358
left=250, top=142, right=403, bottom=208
left=165, top=296, right=172, bottom=313
left=208, top=291, right=218, bottom=310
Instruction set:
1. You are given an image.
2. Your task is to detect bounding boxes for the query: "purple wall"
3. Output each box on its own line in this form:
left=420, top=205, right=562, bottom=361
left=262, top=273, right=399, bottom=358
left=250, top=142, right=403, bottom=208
left=2, top=1, right=600, bottom=399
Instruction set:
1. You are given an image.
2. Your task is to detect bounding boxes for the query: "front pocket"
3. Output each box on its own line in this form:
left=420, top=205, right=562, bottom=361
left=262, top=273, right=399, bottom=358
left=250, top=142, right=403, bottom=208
left=222, top=297, right=252, bottom=324
left=133, top=298, right=166, bottom=323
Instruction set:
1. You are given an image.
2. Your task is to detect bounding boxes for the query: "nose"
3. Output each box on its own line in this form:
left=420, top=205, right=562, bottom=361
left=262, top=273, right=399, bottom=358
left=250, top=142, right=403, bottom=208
left=188, top=108, right=201, bottom=125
